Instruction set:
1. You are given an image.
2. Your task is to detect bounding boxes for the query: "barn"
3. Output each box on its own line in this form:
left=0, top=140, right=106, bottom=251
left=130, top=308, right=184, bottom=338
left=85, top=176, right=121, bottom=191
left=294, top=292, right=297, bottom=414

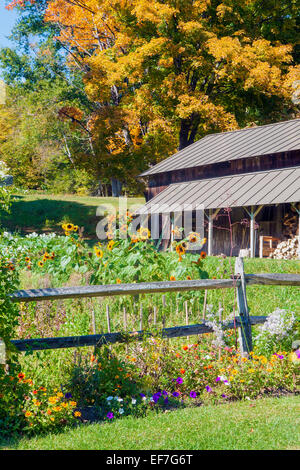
left=137, top=119, right=300, bottom=258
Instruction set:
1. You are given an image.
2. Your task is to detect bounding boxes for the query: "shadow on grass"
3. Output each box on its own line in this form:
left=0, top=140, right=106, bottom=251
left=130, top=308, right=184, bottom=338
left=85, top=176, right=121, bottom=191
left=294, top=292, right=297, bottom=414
left=1, top=196, right=104, bottom=239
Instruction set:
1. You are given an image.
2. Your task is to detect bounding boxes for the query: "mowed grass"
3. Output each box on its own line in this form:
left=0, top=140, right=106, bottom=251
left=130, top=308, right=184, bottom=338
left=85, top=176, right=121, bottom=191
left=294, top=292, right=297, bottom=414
left=2, top=396, right=299, bottom=450
left=202, top=257, right=300, bottom=318
left=2, top=192, right=145, bottom=238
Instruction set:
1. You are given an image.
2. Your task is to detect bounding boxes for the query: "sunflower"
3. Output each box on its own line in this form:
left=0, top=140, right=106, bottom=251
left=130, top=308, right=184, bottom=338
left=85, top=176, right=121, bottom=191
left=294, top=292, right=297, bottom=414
left=188, top=232, right=199, bottom=243
left=73, top=225, right=79, bottom=232
left=139, top=227, right=150, bottom=240
left=94, top=247, right=104, bottom=258
left=65, top=223, right=74, bottom=231
left=176, top=244, right=186, bottom=255
left=38, top=261, right=44, bottom=268
left=25, top=256, right=30, bottom=262
left=186, top=275, right=192, bottom=280
left=107, top=240, right=115, bottom=250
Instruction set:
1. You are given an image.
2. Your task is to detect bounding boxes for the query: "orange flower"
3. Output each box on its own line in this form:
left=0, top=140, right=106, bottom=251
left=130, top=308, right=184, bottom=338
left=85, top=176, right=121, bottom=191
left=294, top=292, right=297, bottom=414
left=170, top=275, right=176, bottom=281
left=18, top=372, right=25, bottom=380
left=182, top=345, right=188, bottom=351
left=176, top=244, right=185, bottom=255
left=186, top=275, right=192, bottom=280
left=116, top=278, right=121, bottom=284
left=180, top=368, right=186, bottom=374
left=200, top=251, right=207, bottom=259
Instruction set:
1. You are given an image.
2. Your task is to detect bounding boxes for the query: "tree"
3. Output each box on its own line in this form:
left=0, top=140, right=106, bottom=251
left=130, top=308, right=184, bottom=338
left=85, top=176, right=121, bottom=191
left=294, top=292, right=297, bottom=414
left=5, top=0, right=300, bottom=183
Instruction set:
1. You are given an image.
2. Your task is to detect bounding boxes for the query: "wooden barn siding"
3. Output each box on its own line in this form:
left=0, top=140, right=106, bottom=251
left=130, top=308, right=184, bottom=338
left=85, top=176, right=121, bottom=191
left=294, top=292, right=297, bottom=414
left=145, top=150, right=300, bottom=201
left=203, top=204, right=291, bottom=257
left=156, top=205, right=292, bottom=256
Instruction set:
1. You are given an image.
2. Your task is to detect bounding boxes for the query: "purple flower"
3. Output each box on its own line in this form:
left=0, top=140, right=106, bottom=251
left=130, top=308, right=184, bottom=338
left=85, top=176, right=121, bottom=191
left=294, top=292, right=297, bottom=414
left=107, top=412, right=114, bottom=419
left=215, top=377, right=221, bottom=382
left=176, top=377, right=183, bottom=384
left=295, top=349, right=300, bottom=359
left=273, top=353, right=284, bottom=359
left=205, top=386, right=212, bottom=393
left=139, top=393, right=146, bottom=398
left=164, top=397, right=169, bottom=405
left=152, top=392, right=162, bottom=403
left=189, top=391, right=197, bottom=398
left=64, top=392, right=72, bottom=399
left=162, top=390, right=168, bottom=396
left=172, top=392, right=180, bottom=397
left=221, top=394, right=227, bottom=398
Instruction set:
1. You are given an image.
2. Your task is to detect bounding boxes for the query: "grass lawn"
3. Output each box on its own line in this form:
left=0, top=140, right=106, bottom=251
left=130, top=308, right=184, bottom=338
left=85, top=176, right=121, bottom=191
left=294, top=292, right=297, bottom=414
left=1, top=396, right=299, bottom=450
left=2, top=192, right=145, bottom=238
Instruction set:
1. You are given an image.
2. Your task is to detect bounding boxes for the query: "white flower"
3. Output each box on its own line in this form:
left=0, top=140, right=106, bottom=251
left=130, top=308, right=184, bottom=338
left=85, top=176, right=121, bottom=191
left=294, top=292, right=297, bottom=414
left=131, top=398, right=137, bottom=405
left=118, top=408, right=124, bottom=414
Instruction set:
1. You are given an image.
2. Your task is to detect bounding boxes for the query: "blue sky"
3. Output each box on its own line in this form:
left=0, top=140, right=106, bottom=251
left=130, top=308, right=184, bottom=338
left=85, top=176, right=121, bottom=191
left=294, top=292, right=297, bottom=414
left=0, top=1, right=18, bottom=49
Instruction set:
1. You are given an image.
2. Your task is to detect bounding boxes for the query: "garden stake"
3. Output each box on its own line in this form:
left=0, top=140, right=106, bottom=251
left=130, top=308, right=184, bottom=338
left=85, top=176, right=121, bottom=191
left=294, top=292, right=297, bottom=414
left=140, top=305, right=143, bottom=330
left=203, top=289, right=207, bottom=320
left=153, top=305, right=157, bottom=325
left=123, top=306, right=128, bottom=354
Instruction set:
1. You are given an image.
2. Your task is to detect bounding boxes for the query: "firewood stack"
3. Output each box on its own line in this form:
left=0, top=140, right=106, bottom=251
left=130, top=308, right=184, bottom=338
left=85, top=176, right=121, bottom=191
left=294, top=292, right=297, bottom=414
left=283, top=213, right=298, bottom=238
left=269, top=236, right=299, bottom=259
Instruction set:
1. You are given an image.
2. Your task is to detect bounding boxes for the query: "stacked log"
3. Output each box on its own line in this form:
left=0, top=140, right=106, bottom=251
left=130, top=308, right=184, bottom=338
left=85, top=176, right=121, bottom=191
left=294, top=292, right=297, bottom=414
left=269, top=236, right=299, bottom=260
left=283, top=213, right=298, bottom=238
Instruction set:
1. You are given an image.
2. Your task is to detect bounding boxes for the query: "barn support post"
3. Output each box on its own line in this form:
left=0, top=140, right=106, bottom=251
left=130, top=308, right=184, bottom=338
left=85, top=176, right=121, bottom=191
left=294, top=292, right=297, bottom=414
left=207, top=208, right=220, bottom=256
left=291, top=203, right=300, bottom=259
left=245, top=206, right=263, bottom=258
left=170, top=213, right=174, bottom=251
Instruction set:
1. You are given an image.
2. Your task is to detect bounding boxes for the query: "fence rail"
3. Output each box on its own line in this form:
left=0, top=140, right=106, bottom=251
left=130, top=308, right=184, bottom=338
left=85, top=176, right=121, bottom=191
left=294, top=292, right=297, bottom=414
left=9, top=273, right=300, bottom=304
left=7, top=258, right=300, bottom=356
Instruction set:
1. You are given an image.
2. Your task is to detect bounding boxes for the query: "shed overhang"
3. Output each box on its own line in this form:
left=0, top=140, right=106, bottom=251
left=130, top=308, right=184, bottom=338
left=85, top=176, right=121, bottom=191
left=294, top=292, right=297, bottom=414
left=137, top=167, right=300, bottom=215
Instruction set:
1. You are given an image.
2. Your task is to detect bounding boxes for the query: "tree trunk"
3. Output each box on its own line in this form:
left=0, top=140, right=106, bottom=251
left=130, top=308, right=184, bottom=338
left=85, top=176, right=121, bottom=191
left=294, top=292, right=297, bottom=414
left=178, top=114, right=200, bottom=150
left=111, top=178, right=123, bottom=197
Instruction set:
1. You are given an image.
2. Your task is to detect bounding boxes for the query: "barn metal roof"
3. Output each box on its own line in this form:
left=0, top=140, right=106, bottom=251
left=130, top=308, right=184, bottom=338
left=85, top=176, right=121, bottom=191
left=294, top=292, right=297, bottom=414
left=140, top=119, right=300, bottom=177
left=137, top=166, right=300, bottom=213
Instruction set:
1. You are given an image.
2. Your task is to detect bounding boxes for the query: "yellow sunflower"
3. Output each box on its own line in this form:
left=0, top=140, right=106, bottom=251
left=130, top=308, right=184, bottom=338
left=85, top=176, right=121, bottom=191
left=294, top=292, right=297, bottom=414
left=138, top=227, right=151, bottom=240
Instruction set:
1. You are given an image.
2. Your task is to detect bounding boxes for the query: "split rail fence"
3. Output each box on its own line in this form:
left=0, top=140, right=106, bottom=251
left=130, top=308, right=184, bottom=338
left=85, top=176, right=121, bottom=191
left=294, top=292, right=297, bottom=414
left=7, top=258, right=300, bottom=357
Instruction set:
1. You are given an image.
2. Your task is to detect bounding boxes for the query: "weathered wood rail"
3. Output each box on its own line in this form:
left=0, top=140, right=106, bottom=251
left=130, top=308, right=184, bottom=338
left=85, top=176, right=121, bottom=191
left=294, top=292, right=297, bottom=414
left=8, top=258, right=300, bottom=356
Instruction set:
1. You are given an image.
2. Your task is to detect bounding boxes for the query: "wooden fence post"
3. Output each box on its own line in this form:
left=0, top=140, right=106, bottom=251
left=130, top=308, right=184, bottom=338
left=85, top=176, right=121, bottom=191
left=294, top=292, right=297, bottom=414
left=235, top=257, right=252, bottom=356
